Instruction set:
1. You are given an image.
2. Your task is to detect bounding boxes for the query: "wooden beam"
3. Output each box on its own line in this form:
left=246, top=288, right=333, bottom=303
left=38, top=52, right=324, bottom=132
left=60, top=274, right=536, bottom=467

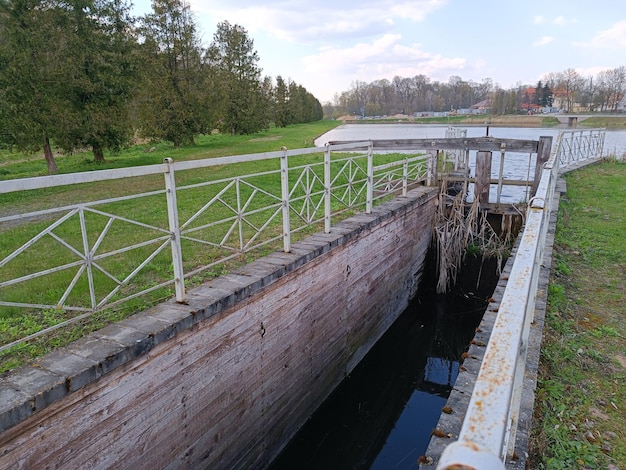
left=329, top=137, right=540, bottom=153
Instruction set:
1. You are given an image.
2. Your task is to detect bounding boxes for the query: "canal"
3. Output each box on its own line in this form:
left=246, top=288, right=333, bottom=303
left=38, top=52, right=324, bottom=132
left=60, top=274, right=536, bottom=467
left=267, top=123, right=619, bottom=469
left=268, top=255, right=501, bottom=470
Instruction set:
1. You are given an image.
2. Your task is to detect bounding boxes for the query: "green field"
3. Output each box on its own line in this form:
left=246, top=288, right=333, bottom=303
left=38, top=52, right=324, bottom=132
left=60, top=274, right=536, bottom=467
left=530, top=160, right=626, bottom=469
left=1, top=120, right=433, bottom=373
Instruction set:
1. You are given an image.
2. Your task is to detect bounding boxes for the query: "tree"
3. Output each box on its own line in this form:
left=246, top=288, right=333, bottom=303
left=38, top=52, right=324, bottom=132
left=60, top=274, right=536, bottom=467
left=600, top=67, right=626, bottom=112
left=1, top=0, right=139, bottom=167
left=138, top=0, right=209, bottom=146
left=533, top=81, right=543, bottom=106
left=541, top=83, right=553, bottom=107
left=56, top=0, right=137, bottom=162
left=0, top=0, right=65, bottom=172
left=551, top=69, right=585, bottom=112
left=274, top=75, right=288, bottom=127
left=206, top=21, right=267, bottom=135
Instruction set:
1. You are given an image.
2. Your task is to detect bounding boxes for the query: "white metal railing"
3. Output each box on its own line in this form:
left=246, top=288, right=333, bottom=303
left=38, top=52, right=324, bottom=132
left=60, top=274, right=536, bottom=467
left=436, top=129, right=604, bottom=468
left=444, top=127, right=468, bottom=170
left=557, top=128, right=605, bottom=167
left=1, top=130, right=603, bottom=354
left=0, top=142, right=431, bottom=351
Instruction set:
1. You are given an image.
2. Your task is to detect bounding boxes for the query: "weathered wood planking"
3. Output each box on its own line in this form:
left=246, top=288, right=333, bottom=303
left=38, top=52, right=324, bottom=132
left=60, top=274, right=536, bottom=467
left=0, top=187, right=437, bottom=470
left=329, top=137, right=540, bottom=153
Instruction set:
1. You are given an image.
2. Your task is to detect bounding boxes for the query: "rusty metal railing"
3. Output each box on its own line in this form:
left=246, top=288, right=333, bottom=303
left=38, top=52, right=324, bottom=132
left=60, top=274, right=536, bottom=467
left=435, top=128, right=603, bottom=468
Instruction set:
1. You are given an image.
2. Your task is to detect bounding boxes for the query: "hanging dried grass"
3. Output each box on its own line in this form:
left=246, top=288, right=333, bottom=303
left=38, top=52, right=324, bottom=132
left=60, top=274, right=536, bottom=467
left=433, top=179, right=516, bottom=293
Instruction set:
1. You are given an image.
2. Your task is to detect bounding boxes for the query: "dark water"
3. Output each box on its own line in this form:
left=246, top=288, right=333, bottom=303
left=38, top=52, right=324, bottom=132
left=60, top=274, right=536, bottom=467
left=268, top=256, right=498, bottom=470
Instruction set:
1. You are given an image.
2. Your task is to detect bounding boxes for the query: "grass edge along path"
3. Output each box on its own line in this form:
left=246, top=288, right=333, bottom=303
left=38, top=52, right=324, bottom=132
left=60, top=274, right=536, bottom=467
left=529, top=160, right=626, bottom=469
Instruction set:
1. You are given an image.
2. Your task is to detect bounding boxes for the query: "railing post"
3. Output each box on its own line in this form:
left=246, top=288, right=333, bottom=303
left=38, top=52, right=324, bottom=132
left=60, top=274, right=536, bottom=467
left=366, top=141, right=374, bottom=214
left=402, top=158, right=409, bottom=196
left=427, top=151, right=437, bottom=186
left=324, top=144, right=332, bottom=233
left=280, top=147, right=291, bottom=252
left=496, top=143, right=506, bottom=204
left=163, top=158, right=185, bottom=303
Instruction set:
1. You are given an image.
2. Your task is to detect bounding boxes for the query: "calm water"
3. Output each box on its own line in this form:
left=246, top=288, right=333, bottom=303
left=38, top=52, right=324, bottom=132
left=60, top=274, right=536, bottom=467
left=267, top=125, right=624, bottom=470
left=269, top=257, right=498, bottom=470
left=314, top=123, right=626, bottom=156
left=316, top=124, right=626, bottom=205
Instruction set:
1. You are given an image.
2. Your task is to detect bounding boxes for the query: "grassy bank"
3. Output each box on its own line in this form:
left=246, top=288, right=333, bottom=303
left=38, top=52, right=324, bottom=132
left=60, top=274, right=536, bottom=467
left=529, top=160, right=626, bottom=469
left=1, top=121, right=346, bottom=372
left=340, top=114, right=626, bottom=129
left=0, top=120, right=341, bottom=181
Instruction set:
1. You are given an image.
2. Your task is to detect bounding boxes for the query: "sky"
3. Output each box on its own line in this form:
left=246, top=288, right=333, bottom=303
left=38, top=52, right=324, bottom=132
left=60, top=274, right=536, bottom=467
left=132, top=0, right=626, bottom=103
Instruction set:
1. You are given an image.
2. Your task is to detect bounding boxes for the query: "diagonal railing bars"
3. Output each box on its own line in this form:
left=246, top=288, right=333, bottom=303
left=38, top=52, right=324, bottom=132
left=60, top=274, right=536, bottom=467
left=0, top=130, right=604, bottom=353
left=0, top=142, right=430, bottom=351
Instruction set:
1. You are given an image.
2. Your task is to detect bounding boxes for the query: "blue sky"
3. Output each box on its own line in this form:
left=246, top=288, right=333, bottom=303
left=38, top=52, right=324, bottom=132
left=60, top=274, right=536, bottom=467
left=132, top=0, right=626, bottom=103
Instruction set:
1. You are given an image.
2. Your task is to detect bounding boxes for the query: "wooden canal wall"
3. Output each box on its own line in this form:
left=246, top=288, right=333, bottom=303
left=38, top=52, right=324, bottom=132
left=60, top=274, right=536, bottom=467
left=0, top=186, right=438, bottom=470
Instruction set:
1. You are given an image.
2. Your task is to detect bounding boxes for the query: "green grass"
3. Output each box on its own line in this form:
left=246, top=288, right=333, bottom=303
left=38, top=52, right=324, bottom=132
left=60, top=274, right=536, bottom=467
left=578, top=116, right=626, bottom=129
left=0, top=121, right=338, bottom=178
left=0, top=120, right=432, bottom=373
left=529, top=160, right=626, bottom=469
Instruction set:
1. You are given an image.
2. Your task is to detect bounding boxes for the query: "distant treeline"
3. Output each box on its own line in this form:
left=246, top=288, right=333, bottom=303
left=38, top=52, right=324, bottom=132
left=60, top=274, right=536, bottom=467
left=0, top=0, right=323, bottom=173
left=324, top=67, right=626, bottom=118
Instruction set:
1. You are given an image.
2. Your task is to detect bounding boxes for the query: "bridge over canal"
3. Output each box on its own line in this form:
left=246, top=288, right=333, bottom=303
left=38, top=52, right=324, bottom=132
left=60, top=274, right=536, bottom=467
left=0, top=128, right=605, bottom=469
left=554, top=114, right=592, bottom=127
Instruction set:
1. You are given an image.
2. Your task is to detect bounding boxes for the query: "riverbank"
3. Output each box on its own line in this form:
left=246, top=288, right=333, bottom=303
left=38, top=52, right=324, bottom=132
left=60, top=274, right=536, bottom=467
left=529, top=159, right=626, bottom=468
left=337, top=114, right=626, bottom=129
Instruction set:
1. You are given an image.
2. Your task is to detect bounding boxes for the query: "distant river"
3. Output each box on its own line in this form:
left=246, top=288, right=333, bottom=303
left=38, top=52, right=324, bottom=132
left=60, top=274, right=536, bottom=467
left=315, top=123, right=626, bottom=157
left=316, top=124, right=626, bottom=204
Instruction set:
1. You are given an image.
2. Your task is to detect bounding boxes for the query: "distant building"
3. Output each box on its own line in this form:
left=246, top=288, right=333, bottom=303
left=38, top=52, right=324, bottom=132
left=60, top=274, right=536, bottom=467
left=470, top=99, right=491, bottom=114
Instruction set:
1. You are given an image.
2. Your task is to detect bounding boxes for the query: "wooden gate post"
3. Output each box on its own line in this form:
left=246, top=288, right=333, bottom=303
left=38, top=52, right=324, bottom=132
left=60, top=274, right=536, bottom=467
left=474, top=151, right=492, bottom=204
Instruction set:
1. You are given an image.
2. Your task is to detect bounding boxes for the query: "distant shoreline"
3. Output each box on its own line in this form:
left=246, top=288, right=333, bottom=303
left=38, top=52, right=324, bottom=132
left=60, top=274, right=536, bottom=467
left=335, top=114, right=626, bottom=128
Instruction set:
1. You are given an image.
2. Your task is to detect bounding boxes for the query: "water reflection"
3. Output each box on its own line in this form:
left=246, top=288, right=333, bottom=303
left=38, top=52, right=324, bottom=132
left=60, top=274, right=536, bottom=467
left=269, top=257, right=495, bottom=470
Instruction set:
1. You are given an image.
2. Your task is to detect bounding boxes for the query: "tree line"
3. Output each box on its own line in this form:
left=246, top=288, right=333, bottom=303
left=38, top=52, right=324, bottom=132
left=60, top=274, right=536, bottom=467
left=325, top=67, right=626, bottom=118
left=0, top=0, right=323, bottom=173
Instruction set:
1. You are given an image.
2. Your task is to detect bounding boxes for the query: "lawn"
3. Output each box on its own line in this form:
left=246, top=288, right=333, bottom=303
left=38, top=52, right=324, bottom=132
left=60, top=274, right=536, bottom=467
left=529, top=160, right=626, bottom=469
left=1, top=120, right=432, bottom=373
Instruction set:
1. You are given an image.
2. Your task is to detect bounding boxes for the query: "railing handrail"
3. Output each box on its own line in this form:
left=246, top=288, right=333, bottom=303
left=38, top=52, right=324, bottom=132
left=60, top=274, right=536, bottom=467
left=436, top=128, right=604, bottom=468
left=1, top=131, right=603, bottom=356
left=0, top=141, right=433, bottom=352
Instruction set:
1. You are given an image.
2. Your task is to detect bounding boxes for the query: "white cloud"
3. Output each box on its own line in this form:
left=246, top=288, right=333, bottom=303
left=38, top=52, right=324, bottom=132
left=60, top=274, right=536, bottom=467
left=533, top=36, right=554, bottom=47
left=299, top=33, right=467, bottom=95
left=534, top=16, right=545, bottom=24
left=552, top=16, right=577, bottom=26
left=190, top=0, right=447, bottom=43
left=576, top=20, right=626, bottom=49
left=302, top=34, right=464, bottom=70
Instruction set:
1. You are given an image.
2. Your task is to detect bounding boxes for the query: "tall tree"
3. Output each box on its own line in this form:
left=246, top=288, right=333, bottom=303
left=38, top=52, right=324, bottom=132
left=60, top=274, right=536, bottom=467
left=138, top=0, right=208, bottom=146
left=274, top=75, right=288, bottom=127
left=205, top=21, right=266, bottom=135
left=541, top=83, right=553, bottom=107
left=0, top=0, right=64, bottom=172
left=603, top=66, right=626, bottom=112
left=56, top=0, right=137, bottom=162
left=1, top=0, right=137, bottom=168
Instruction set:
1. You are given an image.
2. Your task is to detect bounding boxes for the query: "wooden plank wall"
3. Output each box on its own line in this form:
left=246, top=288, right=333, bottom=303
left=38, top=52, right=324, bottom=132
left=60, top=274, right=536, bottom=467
left=0, top=187, right=437, bottom=470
